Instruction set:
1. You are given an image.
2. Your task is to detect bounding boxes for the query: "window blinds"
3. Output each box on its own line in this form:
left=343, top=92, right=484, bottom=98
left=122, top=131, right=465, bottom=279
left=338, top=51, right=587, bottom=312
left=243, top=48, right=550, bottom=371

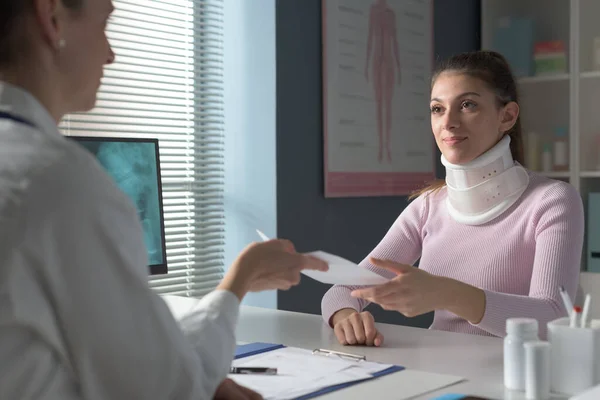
left=59, top=0, right=225, bottom=297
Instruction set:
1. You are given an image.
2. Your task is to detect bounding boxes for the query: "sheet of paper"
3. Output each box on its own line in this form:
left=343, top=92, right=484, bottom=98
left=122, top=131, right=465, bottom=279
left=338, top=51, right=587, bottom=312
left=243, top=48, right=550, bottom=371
left=229, top=347, right=393, bottom=400
left=280, top=359, right=401, bottom=398
left=255, top=229, right=389, bottom=286
left=302, top=251, right=389, bottom=285
left=234, top=347, right=352, bottom=379
left=230, top=370, right=373, bottom=400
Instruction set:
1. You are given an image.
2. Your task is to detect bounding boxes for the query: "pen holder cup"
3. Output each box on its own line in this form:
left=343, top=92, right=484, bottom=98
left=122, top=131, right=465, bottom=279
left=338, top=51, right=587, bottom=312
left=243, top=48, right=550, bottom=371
left=547, top=317, right=600, bottom=396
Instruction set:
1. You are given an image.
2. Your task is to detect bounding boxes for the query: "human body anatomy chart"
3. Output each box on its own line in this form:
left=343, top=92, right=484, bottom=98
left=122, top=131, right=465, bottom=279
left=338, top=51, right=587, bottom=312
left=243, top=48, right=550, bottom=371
left=323, top=0, right=435, bottom=197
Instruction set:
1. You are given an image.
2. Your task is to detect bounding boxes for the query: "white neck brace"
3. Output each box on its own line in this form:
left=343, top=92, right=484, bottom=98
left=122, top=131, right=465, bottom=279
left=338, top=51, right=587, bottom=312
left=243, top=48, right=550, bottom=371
left=441, top=135, right=529, bottom=225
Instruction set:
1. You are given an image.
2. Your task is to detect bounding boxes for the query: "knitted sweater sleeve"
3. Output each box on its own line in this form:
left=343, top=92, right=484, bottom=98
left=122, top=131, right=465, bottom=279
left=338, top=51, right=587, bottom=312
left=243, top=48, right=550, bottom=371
left=473, top=182, right=584, bottom=338
left=321, top=195, right=425, bottom=326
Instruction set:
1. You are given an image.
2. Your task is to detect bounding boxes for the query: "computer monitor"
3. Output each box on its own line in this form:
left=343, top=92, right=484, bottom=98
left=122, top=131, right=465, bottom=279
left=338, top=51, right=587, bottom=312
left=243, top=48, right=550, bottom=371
left=69, top=136, right=168, bottom=275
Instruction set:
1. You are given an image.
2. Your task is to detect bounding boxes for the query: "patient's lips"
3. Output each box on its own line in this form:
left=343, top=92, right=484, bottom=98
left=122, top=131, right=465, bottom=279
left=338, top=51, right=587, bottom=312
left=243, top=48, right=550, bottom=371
left=443, top=136, right=467, bottom=146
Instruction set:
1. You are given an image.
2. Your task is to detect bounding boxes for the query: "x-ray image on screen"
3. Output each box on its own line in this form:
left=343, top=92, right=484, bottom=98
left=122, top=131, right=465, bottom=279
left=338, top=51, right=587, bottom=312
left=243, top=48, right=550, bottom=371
left=71, top=137, right=167, bottom=274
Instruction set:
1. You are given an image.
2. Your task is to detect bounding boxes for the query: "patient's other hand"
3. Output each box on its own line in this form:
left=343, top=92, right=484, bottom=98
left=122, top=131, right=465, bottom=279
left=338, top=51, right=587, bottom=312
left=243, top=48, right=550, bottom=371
left=331, top=309, right=384, bottom=347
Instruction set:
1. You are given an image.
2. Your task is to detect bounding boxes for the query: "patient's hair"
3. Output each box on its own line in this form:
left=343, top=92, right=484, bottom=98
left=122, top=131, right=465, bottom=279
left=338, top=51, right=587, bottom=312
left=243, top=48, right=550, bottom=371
left=0, top=0, right=85, bottom=66
left=410, top=50, right=524, bottom=200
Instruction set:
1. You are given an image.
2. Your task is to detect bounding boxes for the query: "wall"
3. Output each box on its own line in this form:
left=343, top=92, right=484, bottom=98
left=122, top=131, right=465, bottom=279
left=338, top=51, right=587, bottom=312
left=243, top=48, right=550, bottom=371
left=276, top=0, right=481, bottom=326
left=578, top=272, right=600, bottom=319
left=223, top=0, right=278, bottom=308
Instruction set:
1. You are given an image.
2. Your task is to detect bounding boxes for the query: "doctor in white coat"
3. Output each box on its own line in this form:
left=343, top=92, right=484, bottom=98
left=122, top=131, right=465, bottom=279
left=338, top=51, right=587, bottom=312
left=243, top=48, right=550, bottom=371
left=0, top=0, right=327, bottom=399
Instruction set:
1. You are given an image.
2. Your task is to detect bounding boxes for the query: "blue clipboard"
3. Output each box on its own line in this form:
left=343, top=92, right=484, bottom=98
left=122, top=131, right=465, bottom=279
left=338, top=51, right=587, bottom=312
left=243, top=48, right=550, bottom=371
left=234, top=342, right=405, bottom=400
left=430, top=395, right=491, bottom=400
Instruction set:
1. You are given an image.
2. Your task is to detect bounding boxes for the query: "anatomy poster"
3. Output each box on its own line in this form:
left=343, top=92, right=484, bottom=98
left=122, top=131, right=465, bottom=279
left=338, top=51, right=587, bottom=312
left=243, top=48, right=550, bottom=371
left=323, top=0, right=435, bottom=197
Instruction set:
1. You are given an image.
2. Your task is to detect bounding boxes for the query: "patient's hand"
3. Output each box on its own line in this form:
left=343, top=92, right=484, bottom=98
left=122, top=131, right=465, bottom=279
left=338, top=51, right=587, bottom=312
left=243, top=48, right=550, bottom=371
left=331, top=309, right=383, bottom=347
left=214, top=378, right=263, bottom=400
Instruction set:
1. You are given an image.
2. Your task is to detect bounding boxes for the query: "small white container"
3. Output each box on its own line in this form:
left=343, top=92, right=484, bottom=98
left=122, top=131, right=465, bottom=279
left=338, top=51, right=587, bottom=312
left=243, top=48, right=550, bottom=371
left=593, top=37, right=600, bottom=71
left=553, top=127, right=569, bottom=171
left=547, top=317, right=600, bottom=395
left=527, top=131, right=540, bottom=171
left=505, top=318, right=539, bottom=391
left=525, top=341, right=551, bottom=399
left=541, top=143, right=552, bottom=172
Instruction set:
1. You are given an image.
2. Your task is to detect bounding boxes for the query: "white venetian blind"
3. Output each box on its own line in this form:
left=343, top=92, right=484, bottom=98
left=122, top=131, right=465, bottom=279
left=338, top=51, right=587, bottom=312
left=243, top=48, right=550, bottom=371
left=59, top=0, right=225, bottom=297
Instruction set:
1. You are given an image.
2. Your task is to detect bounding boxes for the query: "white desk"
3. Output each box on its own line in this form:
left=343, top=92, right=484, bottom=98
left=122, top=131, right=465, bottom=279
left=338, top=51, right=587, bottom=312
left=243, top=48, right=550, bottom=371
left=162, top=296, right=568, bottom=400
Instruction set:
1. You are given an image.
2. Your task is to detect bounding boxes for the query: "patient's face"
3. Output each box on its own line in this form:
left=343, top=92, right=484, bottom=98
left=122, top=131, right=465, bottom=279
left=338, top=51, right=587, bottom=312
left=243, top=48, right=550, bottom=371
left=429, top=72, right=516, bottom=165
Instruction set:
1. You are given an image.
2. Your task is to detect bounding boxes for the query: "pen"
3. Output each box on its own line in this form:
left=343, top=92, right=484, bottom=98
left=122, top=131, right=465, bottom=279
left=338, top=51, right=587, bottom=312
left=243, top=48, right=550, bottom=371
left=559, top=285, right=574, bottom=317
left=256, top=229, right=270, bottom=242
left=229, top=367, right=277, bottom=375
left=581, top=294, right=592, bottom=328
left=569, top=306, right=582, bottom=328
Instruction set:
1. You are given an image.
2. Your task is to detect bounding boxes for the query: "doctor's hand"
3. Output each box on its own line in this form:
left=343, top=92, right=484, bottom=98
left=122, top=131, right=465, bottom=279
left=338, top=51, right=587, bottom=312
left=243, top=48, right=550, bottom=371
left=331, top=309, right=384, bottom=347
left=350, top=258, right=443, bottom=318
left=213, top=378, right=263, bottom=400
left=218, top=239, right=329, bottom=300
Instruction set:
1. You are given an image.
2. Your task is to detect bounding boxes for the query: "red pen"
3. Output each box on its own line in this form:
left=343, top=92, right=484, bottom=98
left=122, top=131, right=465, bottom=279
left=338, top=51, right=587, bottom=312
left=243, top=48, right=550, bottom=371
left=569, top=306, right=582, bottom=328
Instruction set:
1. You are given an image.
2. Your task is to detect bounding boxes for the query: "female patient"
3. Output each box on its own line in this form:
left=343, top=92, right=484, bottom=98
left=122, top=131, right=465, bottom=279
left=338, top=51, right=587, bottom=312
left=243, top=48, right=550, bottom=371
left=322, top=50, right=584, bottom=345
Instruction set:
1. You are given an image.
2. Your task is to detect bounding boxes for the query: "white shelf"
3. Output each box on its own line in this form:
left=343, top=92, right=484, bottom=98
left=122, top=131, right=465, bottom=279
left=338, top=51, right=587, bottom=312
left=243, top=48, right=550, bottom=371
left=581, top=171, right=600, bottom=178
left=482, top=0, right=600, bottom=273
left=581, top=71, right=600, bottom=79
left=517, top=74, right=570, bottom=84
left=539, top=171, right=570, bottom=178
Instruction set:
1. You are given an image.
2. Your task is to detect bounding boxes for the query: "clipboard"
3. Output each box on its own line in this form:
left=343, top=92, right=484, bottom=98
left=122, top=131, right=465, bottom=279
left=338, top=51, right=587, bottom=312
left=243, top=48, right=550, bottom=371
left=430, top=396, right=492, bottom=400
left=234, top=342, right=405, bottom=400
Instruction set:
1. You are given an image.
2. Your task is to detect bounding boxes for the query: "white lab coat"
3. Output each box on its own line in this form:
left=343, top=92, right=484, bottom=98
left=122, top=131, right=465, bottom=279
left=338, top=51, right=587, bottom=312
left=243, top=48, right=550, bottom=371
left=0, top=82, right=239, bottom=399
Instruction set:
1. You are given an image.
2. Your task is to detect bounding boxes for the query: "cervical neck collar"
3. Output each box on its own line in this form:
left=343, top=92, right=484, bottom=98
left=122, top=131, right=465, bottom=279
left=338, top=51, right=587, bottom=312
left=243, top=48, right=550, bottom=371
left=441, top=135, right=529, bottom=225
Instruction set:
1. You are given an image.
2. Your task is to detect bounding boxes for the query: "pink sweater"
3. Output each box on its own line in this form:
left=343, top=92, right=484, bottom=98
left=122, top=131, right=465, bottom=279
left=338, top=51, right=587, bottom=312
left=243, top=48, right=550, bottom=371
left=321, top=172, right=584, bottom=338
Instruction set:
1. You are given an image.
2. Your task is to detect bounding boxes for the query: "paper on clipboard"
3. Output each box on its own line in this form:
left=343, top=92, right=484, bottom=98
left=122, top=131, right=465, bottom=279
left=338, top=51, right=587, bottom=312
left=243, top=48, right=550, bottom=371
left=229, top=346, right=393, bottom=400
left=256, top=230, right=389, bottom=286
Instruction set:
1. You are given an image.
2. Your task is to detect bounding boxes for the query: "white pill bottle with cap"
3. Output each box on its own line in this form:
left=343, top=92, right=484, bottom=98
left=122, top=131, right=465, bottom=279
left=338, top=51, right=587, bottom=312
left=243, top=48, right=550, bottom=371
left=504, top=317, right=539, bottom=391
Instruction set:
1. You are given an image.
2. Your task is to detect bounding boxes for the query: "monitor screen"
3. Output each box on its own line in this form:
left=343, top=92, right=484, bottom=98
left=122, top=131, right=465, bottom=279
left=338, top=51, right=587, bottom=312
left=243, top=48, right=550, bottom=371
left=69, top=136, right=168, bottom=275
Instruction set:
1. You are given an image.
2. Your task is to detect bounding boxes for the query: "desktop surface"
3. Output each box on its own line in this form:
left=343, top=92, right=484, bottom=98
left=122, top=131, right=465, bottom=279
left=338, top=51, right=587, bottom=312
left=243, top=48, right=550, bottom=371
left=161, top=296, right=569, bottom=400
left=234, top=306, right=566, bottom=400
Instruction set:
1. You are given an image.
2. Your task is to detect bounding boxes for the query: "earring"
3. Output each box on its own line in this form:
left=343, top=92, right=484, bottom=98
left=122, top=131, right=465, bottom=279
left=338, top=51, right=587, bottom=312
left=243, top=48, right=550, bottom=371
left=58, top=39, right=66, bottom=49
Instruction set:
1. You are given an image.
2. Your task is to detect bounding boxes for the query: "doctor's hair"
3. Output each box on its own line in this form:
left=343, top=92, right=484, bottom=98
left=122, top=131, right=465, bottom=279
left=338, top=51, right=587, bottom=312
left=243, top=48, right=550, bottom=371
left=0, top=0, right=85, bottom=66
left=410, top=50, right=525, bottom=200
